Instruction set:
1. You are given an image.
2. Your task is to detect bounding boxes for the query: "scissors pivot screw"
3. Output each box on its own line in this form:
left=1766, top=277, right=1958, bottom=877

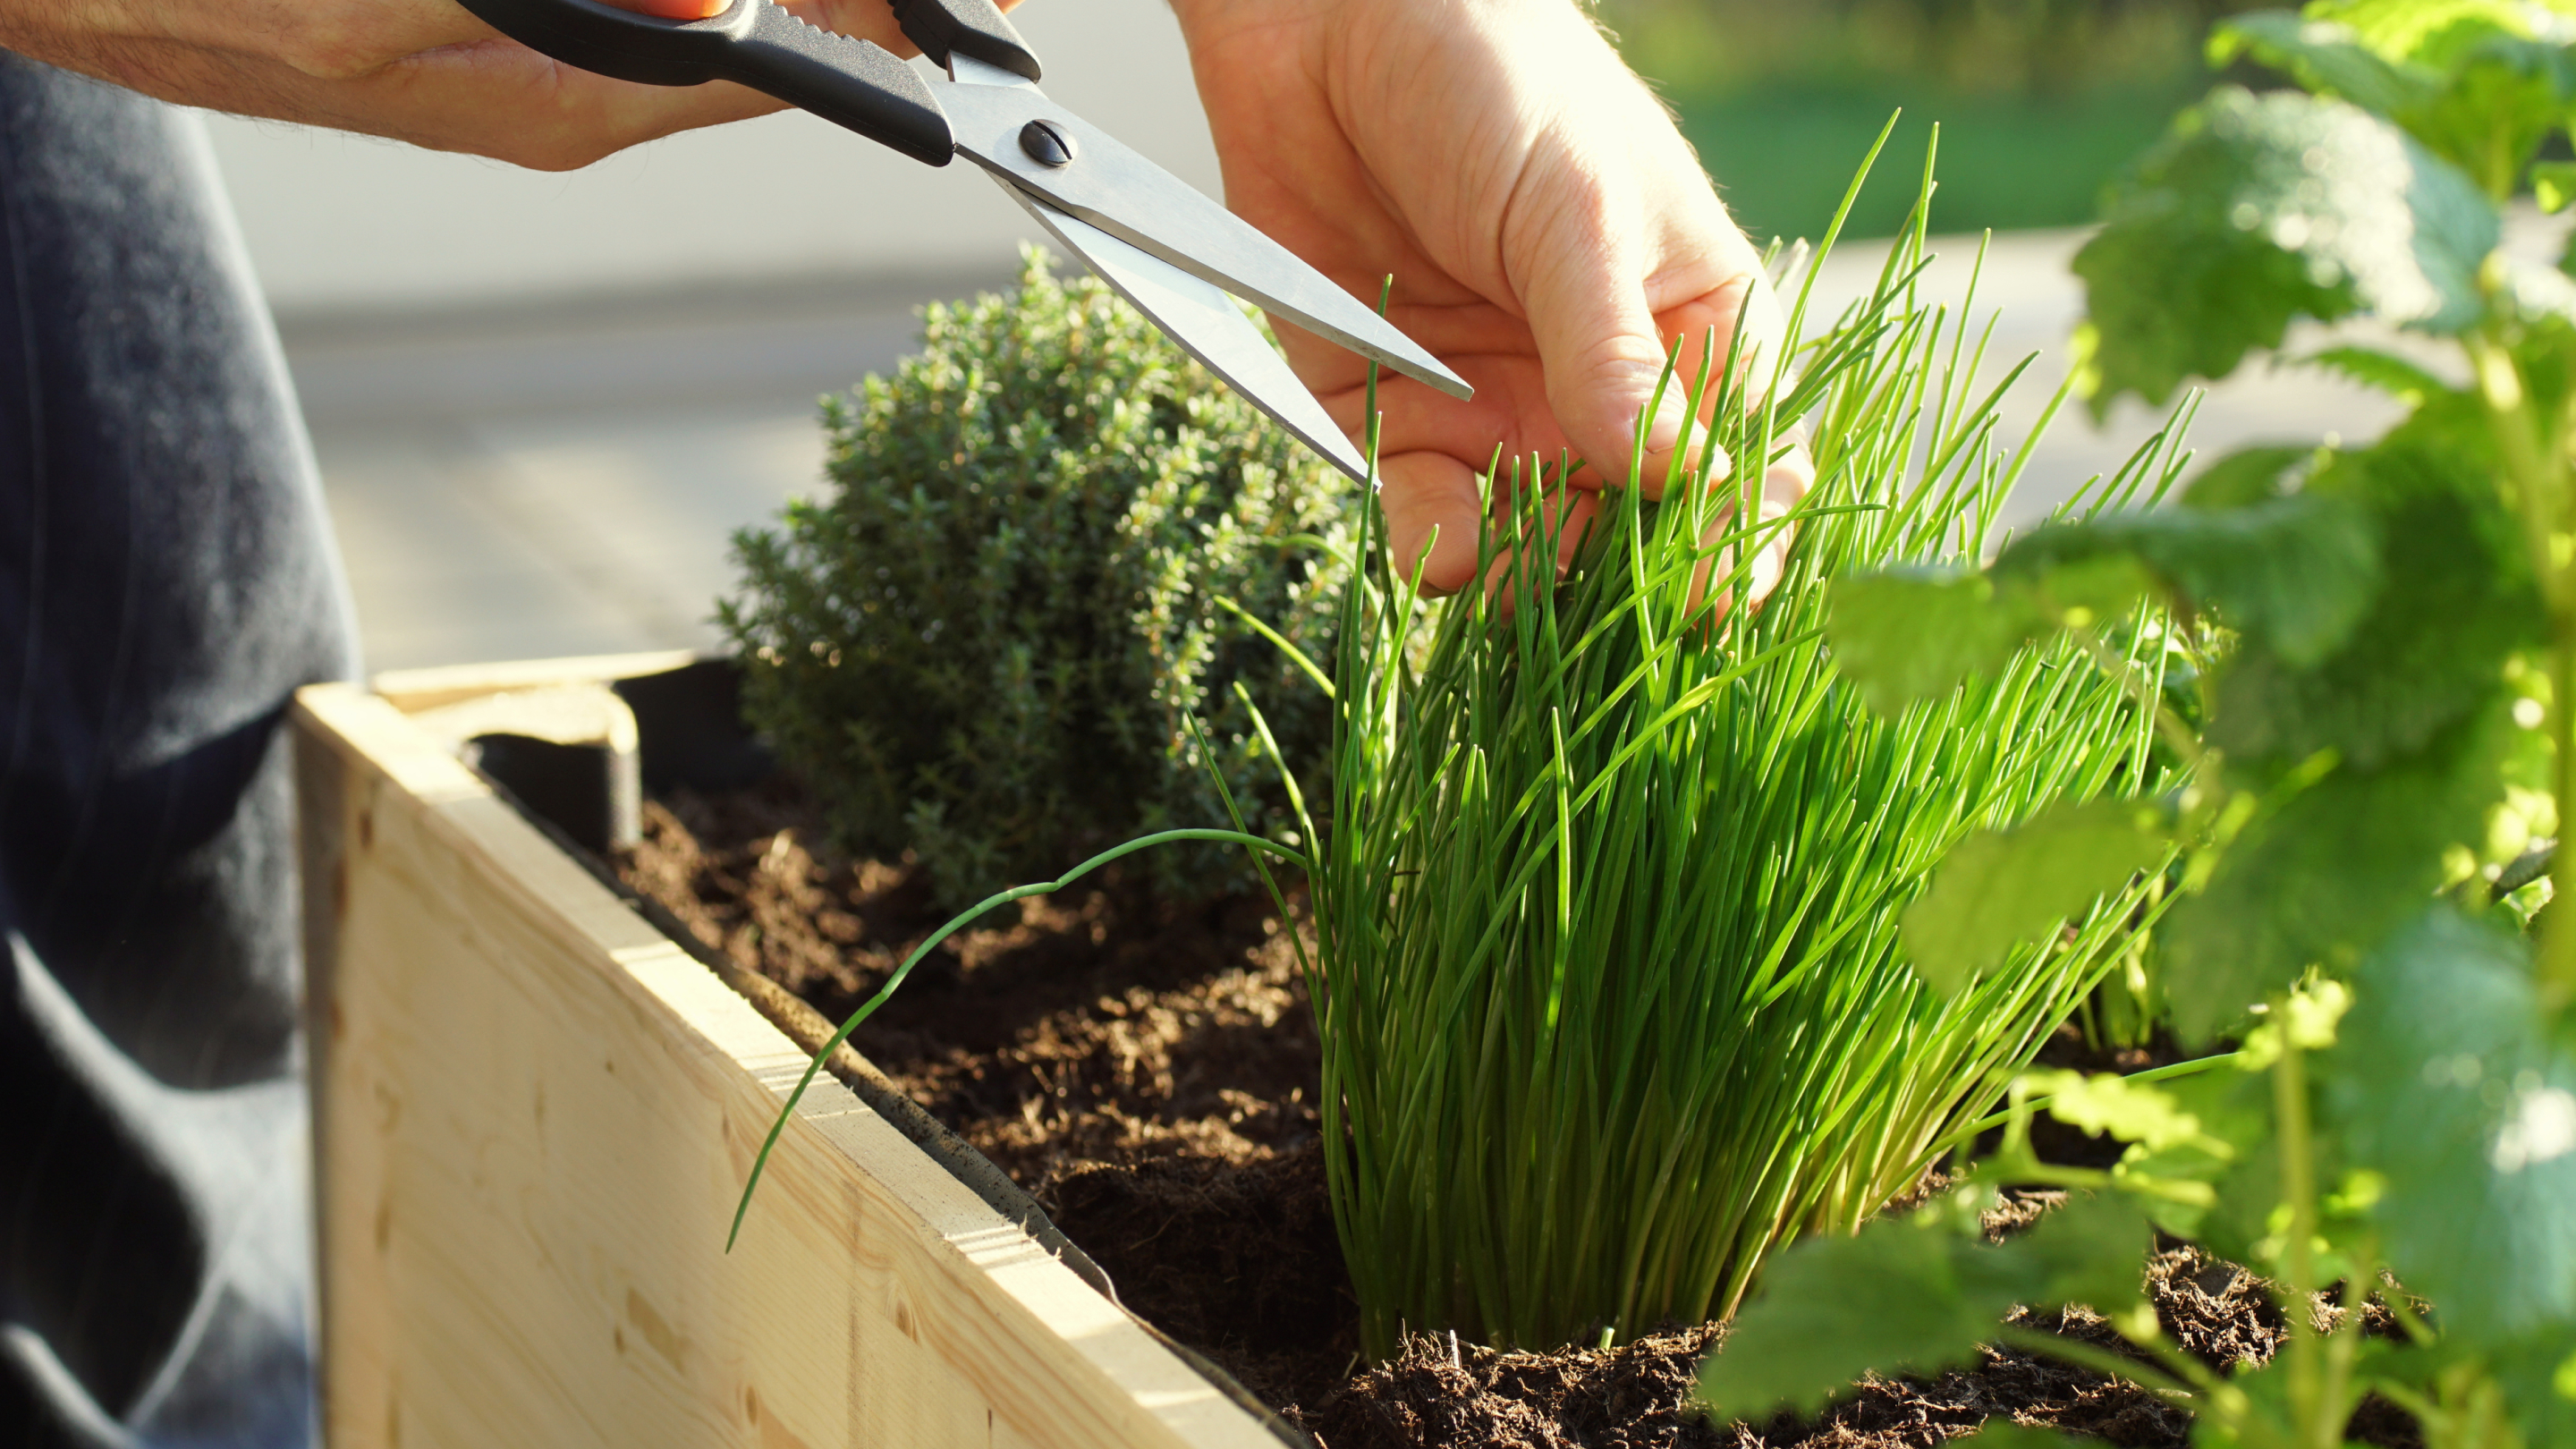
left=1018, top=119, right=1078, bottom=167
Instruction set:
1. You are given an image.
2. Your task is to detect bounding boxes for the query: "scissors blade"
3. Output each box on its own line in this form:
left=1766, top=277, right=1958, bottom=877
left=997, top=179, right=1371, bottom=484
left=936, top=62, right=1471, bottom=402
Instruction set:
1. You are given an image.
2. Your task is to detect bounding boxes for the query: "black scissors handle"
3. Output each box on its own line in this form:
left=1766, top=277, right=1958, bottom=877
left=886, top=0, right=1038, bottom=80
left=456, top=0, right=1035, bottom=166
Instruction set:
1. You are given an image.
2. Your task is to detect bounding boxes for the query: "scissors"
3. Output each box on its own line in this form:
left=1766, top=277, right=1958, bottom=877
left=454, top=0, right=1473, bottom=481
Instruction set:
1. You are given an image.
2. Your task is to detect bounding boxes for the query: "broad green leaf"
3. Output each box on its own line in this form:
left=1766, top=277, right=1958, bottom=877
left=2220, top=8, right=2576, bottom=194
left=2160, top=700, right=2512, bottom=1044
left=1698, top=1193, right=2153, bottom=1421
left=2361, top=1335, right=2576, bottom=1449
left=2489, top=1326, right=2576, bottom=1449
left=2294, top=345, right=2453, bottom=402
left=2179, top=444, right=2316, bottom=511
left=2212, top=442, right=2538, bottom=767
left=2313, top=0, right=2576, bottom=65
left=2000, top=1191, right=2157, bottom=1318
left=1826, top=568, right=2045, bottom=715
left=2324, top=907, right=2576, bottom=1345
left=2021, top=1069, right=2216, bottom=1153
left=2213, top=12, right=2445, bottom=117
left=1697, top=1208, right=2006, bottom=1420
left=2538, top=160, right=2576, bottom=213
left=2022, top=553, right=2157, bottom=631
left=2401, top=32, right=2576, bottom=198
left=1903, top=800, right=2172, bottom=995
left=2119, top=1059, right=2273, bottom=1242
left=1998, top=494, right=2381, bottom=668
left=2075, top=88, right=2500, bottom=411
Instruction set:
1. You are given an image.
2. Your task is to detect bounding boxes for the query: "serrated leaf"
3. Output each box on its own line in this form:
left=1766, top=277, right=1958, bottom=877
left=2004, top=1191, right=2157, bottom=1317
left=2397, top=34, right=2576, bottom=196
left=2324, top=906, right=2576, bottom=1346
left=2212, top=443, right=2538, bottom=767
left=2312, top=0, right=2572, bottom=64
left=2296, top=344, right=2454, bottom=402
left=2180, top=445, right=2316, bottom=511
left=2297, top=3, right=2576, bottom=193
left=1826, top=568, right=2046, bottom=715
left=1904, top=800, right=2173, bottom=995
left=2213, top=12, right=2446, bottom=117
left=2119, top=1060, right=2274, bottom=1242
left=1999, top=495, right=2382, bottom=668
left=1698, top=1194, right=2154, bottom=1422
left=2022, top=1069, right=2215, bottom=1153
left=2161, top=700, right=2512, bottom=1044
left=2075, top=87, right=2500, bottom=411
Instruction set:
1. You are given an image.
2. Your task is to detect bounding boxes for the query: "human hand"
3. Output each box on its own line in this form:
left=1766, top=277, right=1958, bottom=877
left=0, top=0, right=945, bottom=169
left=1169, top=0, right=1811, bottom=606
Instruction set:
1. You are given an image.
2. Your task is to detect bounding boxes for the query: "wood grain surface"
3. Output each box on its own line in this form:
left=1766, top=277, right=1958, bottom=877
left=293, top=680, right=1277, bottom=1449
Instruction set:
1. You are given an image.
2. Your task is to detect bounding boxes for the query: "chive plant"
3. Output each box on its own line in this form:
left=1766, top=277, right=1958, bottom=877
left=1275, top=167, right=2191, bottom=1356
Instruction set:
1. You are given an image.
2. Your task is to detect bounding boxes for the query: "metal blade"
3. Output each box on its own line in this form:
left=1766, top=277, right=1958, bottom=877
left=996, top=177, right=1371, bottom=483
left=936, top=62, right=1472, bottom=402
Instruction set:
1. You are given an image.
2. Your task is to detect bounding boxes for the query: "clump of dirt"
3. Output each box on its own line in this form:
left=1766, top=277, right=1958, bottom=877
left=614, top=778, right=2413, bottom=1448
left=1295, top=1250, right=2419, bottom=1449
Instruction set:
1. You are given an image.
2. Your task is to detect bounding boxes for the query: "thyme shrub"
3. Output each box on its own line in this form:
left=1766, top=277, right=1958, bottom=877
left=721, top=249, right=1356, bottom=910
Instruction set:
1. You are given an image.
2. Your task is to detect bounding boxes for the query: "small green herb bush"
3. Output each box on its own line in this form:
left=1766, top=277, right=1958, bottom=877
left=721, top=249, right=1356, bottom=910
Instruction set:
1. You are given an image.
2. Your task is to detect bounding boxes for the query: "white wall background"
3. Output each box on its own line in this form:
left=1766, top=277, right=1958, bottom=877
left=202, top=0, right=1219, bottom=315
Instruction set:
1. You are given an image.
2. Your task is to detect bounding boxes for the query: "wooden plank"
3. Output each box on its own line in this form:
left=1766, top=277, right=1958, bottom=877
left=371, top=649, right=699, bottom=714
left=294, top=682, right=1279, bottom=1449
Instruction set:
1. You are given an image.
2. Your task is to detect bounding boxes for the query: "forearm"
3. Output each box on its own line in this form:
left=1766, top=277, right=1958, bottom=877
left=0, top=0, right=919, bottom=168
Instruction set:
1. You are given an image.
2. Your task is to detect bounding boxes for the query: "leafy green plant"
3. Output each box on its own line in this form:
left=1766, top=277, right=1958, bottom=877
left=720, top=247, right=1357, bottom=911
left=1704, top=7, right=2576, bottom=1446
left=1274, top=147, right=2203, bottom=1358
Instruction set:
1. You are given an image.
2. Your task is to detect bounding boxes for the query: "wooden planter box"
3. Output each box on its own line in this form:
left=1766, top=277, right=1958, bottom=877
left=292, top=655, right=1285, bottom=1449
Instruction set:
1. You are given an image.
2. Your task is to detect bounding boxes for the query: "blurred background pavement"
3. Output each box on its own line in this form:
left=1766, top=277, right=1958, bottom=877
left=212, top=0, right=2427, bottom=674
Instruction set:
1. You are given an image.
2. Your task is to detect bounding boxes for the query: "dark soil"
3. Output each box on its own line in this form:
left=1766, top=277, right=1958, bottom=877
left=615, top=779, right=2413, bottom=1449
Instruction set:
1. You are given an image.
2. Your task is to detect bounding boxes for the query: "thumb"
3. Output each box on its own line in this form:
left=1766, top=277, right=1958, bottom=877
left=1513, top=160, right=1690, bottom=488
left=1507, top=128, right=1776, bottom=492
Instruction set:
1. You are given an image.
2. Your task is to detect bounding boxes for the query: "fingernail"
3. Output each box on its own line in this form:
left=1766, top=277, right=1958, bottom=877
left=1749, top=538, right=1786, bottom=606
left=1644, top=392, right=1690, bottom=455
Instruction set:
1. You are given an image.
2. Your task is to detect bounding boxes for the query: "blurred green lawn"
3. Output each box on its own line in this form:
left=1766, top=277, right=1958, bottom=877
left=1599, top=0, right=2250, bottom=243
left=1667, top=81, right=2202, bottom=243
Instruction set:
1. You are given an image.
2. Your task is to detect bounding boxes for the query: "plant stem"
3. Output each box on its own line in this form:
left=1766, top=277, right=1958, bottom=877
left=2320, top=1267, right=2365, bottom=1449
left=2269, top=1021, right=2332, bottom=1449
left=729, top=826, right=1305, bottom=1250
left=2469, top=327, right=2576, bottom=1012
left=1992, top=1326, right=2195, bottom=1399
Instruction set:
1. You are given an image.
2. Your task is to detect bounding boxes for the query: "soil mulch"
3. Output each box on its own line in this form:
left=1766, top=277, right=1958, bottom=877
left=614, top=777, right=2415, bottom=1449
